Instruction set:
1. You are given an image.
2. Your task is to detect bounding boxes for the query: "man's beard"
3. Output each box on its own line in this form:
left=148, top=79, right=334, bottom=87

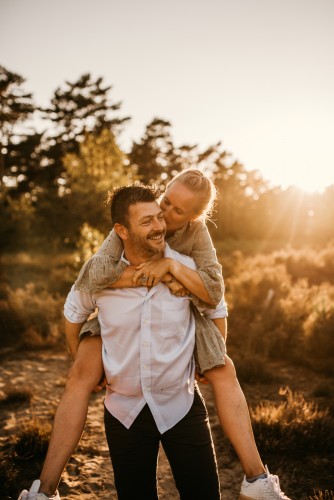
left=129, top=229, right=165, bottom=259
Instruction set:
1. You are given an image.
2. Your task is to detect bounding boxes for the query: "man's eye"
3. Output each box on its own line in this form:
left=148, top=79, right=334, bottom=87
left=141, top=221, right=151, bottom=226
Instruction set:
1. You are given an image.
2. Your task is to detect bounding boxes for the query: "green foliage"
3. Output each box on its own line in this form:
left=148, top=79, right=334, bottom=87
left=61, top=129, right=134, bottom=236
left=251, top=387, right=334, bottom=454
left=41, top=73, right=129, bottom=141
left=75, top=223, right=106, bottom=264
left=0, top=193, right=36, bottom=250
left=129, top=117, right=177, bottom=185
left=1, top=64, right=334, bottom=250
left=0, top=65, right=35, bottom=141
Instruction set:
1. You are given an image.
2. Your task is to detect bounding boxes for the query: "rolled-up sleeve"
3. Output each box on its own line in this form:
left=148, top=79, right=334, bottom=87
left=64, top=285, right=96, bottom=323
left=190, top=224, right=224, bottom=308
left=74, top=229, right=126, bottom=293
left=201, top=295, right=228, bottom=320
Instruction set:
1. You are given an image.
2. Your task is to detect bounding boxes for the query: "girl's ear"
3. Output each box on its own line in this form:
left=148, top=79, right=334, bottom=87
left=114, top=223, right=129, bottom=241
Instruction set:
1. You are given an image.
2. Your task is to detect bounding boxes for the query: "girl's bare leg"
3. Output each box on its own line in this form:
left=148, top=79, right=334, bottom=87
left=204, top=355, right=265, bottom=478
left=39, top=335, right=104, bottom=496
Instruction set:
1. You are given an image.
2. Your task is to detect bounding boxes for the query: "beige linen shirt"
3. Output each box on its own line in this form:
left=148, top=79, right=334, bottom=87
left=74, top=221, right=227, bottom=373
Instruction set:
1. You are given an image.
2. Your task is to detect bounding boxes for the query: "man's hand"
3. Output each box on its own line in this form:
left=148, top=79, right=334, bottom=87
left=166, top=278, right=189, bottom=297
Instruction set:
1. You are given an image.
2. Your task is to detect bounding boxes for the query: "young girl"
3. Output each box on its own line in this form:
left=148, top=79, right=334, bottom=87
left=20, top=170, right=290, bottom=500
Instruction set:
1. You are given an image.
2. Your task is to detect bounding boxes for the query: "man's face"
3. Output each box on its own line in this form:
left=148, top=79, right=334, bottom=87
left=126, top=201, right=166, bottom=258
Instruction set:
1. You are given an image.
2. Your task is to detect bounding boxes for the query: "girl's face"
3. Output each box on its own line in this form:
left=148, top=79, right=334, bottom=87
left=160, top=181, right=200, bottom=235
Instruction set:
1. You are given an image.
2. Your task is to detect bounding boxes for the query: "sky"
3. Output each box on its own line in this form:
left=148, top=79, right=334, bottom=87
left=1, top=0, right=333, bottom=192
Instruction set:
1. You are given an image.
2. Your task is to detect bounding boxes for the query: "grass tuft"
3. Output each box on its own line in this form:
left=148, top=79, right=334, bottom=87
left=0, top=387, right=33, bottom=407
left=250, top=387, right=334, bottom=454
left=14, top=419, right=52, bottom=460
left=309, top=492, right=334, bottom=500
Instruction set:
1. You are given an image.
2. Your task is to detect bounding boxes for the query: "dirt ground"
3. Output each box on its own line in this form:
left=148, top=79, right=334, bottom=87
left=0, top=347, right=333, bottom=499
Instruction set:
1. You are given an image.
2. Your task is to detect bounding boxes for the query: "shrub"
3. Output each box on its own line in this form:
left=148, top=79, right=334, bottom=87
left=14, top=419, right=52, bottom=460
left=75, top=223, right=105, bottom=265
left=225, top=246, right=334, bottom=367
left=312, top=383, right=333, bottom=399
left=0, top=283, right=64, bottom=348
left=233, top=354, right=276, bottom=385
left=303, top=291, right=334, bottom=374
left=0, top=387, right=33, bottom=407
left=250, top=387, right=334, bottom=455
left=309, top=492, right=334, bottom=500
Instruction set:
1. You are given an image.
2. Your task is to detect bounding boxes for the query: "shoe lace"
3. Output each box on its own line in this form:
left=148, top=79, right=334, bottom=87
left=266, top=473, right=289, bottom=499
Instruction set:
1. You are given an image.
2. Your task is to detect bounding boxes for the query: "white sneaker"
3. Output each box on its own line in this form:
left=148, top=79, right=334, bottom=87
left=239, top=465, right=291, bottom=499
left=18, top=480, right=61, bottom=500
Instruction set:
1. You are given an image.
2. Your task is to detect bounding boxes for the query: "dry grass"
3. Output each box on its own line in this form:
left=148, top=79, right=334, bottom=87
left=0, top=387, right=33, bottom=407
left=223, top=245, right=334, bottom=372
left=309, top=492, right=334, bottom=500
left=14, top=418, right=52, bottom=460
left=250, top=387, right=334, bottom=454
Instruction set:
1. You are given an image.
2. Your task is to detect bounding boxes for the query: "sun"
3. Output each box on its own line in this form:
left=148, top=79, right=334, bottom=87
left=263, top=165, right=332, bottom=194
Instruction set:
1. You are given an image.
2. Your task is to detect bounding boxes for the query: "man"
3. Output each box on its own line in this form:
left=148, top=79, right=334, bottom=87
left=64, top=184, right=225, bottom=499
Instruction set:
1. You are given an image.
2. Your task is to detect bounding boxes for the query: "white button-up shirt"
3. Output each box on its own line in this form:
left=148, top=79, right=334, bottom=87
left=64, top=244, right=227, bottom=433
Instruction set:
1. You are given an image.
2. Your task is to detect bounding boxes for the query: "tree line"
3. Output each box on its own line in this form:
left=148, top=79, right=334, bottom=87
left=1, top=64, right=333, bottom=252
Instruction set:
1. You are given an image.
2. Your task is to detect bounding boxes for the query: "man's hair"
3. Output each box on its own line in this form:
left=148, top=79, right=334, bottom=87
left=108, top=184, right=161, bottom=227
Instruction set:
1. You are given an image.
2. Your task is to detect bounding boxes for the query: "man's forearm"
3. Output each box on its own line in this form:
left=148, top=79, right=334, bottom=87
left=64, top=317, right=85, bottom=360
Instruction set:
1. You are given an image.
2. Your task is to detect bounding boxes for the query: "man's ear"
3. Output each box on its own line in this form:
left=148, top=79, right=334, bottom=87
left=114, top=223, right=129, bottom=241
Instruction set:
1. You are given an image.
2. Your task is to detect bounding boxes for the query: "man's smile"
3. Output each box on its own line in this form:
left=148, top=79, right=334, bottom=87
left=147, top=232, right=165, bottom=241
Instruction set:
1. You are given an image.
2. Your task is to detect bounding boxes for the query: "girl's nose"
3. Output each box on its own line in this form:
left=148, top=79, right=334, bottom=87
left=163, top=205, right=171, bottom=216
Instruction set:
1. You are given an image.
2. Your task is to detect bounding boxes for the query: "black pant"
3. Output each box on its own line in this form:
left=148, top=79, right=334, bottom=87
left=104, top=390, right=220, bottom=499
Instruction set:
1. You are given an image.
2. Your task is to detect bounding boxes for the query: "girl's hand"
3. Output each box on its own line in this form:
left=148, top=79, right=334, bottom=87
left=166, top=279, right=189, bottom=297
left=133, top=258, right=172, bottom=287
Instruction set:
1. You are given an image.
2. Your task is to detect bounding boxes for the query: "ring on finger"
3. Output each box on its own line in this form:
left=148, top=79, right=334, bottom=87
left=140, top=274, right=148, bottom=285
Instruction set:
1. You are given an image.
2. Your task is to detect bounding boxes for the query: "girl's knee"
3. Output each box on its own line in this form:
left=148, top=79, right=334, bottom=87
left=66, top=347, right=103, bottom=391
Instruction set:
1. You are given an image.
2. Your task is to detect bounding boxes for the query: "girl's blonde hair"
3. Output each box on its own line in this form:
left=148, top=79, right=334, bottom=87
left=166, top=169, right=217, bottom=220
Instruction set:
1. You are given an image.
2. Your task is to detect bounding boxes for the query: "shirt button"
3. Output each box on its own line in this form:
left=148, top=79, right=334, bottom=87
left=143, top=341, right=148, bottom=347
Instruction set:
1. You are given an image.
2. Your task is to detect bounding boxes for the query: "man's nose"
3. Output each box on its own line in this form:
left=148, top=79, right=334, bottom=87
left=153, top=217, right=165, bottom=230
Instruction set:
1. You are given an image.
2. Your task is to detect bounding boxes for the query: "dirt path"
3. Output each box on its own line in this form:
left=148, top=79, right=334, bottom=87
left=0, top=348, right=244, bottom=499
left=1, top=348, right=333, bottom=499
